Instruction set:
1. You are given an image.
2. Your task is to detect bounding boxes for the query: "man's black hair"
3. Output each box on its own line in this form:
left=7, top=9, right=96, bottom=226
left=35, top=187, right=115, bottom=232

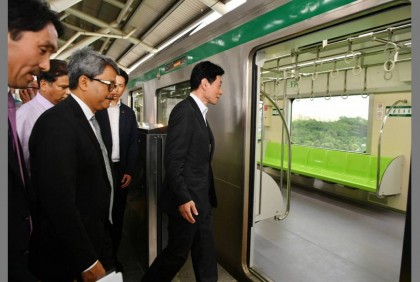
left=190, top=61, right=225, bottom=91
left=8, top=0, right=64, bottom=41
left=118, top=68, right=129, bottom=85
left=37, top=59, right=68, bottom=86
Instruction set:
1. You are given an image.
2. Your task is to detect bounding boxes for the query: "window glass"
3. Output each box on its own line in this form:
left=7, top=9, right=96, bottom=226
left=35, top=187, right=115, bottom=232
left=130, top=88, right=144, bottom=127
left=291, top=95, right=369, bottom=152
left=156, top=81, right=190, bottom=125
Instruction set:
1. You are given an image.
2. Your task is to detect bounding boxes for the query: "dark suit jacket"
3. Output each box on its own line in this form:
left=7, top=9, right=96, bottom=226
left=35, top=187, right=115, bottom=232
left=160, top=96, right=217, bottom=217
left=28, top=95, right=112, bottom=280
left=96, top=102, right=139, bottom=181
left=8, top=121, right=36, bottom=281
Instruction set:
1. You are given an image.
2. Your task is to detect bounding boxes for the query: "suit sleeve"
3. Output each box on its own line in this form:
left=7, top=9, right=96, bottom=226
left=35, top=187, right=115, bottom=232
left=164, top=105, right=193, bottom=206
left=124, top=108, right=139, bottom=176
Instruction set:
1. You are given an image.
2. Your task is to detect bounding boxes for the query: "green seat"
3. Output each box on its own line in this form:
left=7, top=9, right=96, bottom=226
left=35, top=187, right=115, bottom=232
left=325, top=150, right=347, bottom=174
left=260, top=142, right=398, bottom=193
left=291, top=145, right=309, bottom=173
left=345, top=153, right=371, bottom=180
left=262, top=141, right=288, bottom=170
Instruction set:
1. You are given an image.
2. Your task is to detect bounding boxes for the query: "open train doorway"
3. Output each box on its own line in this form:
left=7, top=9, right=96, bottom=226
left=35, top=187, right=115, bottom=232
left=248, top=5, right=411, bottom=281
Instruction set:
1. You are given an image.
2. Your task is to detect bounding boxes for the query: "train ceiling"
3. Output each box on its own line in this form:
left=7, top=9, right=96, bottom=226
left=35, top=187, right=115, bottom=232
left=48, top=0, right=245, bottom=74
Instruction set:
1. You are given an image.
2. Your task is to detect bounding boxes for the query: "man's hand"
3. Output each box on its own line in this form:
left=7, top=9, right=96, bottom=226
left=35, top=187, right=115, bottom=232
left=81, top=261, right=106, bottom=282
left=178, top=200, right=198, bottom=224
left=120, top=174, right=132, bottom=189
left=19, top=88, right=36, bottom=104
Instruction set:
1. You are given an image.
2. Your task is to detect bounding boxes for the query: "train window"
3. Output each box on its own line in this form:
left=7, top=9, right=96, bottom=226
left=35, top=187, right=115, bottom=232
left=291, top=95, right=368, bottom=152
left=130, top=87, right=144, bottom=127
left=156, top=81, right=190, bottom=125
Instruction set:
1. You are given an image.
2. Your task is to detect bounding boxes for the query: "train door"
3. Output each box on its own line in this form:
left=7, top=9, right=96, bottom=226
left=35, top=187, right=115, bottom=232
left=248, top=5, right=411, bottom=281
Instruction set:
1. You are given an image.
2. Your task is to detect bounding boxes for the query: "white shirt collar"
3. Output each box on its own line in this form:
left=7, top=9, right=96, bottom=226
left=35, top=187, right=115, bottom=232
left=109, top=99, right=121, bottom=108
left=190, top=93, right=208, bottom=118
left=71, top=93, right=95, bottom=121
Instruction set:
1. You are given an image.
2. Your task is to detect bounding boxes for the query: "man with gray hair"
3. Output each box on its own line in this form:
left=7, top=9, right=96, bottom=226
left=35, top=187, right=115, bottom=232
left=28, top=47, right=118, bottom=282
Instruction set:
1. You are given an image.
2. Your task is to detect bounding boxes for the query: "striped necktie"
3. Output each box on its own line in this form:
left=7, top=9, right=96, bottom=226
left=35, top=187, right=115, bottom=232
left=91, top=115, right=114, bottom=224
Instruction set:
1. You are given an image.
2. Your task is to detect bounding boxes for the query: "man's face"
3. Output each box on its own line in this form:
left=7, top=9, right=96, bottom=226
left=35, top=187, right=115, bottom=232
left=203, top=75, right=223, bottom=105
left=8, top=22, right=58, bottom=88
left=40, top=75, right=70, bottom=105
left=85, top=65, right=117, bottom=112
left=112, top=75, right=126, bottom=101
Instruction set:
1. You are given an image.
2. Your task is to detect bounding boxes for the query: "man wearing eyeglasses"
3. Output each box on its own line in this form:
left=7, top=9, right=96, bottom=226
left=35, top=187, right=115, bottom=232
left=28, top=47, right=118, bottom=282
left=96, top=68, right=139, bottom=272
left=17, top=59, right=70, bottom=171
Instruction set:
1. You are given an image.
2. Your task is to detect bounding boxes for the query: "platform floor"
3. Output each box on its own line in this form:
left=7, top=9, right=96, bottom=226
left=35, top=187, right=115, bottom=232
left=118, top=218, right=237, bottom=281
left=118, top=185, right=405, bottom=281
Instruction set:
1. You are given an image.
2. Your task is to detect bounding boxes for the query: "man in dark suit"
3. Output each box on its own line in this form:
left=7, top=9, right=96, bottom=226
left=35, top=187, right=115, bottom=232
left=28, top=47, right=119, bottom=282
left=96, top=68, right=139, bottom=270
left=142, top=61, right=225, bottom=282
left=7, top=0, right=63, bottom=280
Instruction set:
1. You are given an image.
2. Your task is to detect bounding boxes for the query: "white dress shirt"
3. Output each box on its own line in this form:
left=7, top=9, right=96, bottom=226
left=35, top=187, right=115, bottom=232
left=16, top=92, right=54, bottom=170
left=190, top=93, right=208, bottom=124
left=107, top=99, right=121, bottom=162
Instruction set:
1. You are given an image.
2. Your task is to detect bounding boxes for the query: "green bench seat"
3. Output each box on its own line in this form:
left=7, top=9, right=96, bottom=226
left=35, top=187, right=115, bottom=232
left=260, top=141, right=402, bottom=195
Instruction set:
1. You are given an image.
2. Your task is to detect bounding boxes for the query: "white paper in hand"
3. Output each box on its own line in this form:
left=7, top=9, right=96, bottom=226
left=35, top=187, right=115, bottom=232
left=96, top=271, right=123, bottom=282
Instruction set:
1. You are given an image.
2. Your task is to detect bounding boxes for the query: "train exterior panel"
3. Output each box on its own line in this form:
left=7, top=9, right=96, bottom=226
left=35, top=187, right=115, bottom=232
left=127, top=0, right=411, bottom=280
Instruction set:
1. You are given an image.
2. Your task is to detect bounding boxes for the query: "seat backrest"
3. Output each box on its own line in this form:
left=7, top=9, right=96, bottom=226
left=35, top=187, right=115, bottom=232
left=325, top=150, right=347, bottom=174
left=346, top=152, right=371, bottom=178
left=307, top=147, right=326, bottom=170
left=291, top=145, right=309, bottom=166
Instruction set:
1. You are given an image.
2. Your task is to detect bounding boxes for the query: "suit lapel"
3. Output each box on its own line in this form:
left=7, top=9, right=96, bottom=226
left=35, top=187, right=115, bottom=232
left=8, top=127, right=23, bottom=184
left=66, top=96, right=105, bottom=166
left=119, top=104, right=126, bottom=145
left=207, top=121, right=215, bottom=160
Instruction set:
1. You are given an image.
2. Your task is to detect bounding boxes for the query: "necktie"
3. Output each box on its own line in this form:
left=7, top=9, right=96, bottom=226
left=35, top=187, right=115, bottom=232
left=203, top=108, right=208, bottom=126
left=8, top=92, right=25, bottom=185
left=91, top=116, right=114, bottom=224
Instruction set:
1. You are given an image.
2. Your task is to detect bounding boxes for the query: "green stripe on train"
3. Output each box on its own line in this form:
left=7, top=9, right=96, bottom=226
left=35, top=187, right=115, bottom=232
left=128, top=0, right=355, bottom=88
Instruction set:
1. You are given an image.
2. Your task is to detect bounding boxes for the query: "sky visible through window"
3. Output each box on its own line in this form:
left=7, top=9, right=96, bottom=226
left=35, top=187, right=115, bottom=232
left=292, top=95, right=369, bottom=121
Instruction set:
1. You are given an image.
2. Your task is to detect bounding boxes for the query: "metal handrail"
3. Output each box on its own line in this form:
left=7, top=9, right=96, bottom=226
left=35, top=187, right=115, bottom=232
left=260, top=90, right=291, bottom=220
left=376, top=99, right=407, bottom=198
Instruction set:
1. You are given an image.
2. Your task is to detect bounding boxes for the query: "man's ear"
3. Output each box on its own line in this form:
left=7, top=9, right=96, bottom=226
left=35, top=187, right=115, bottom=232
left=201, top=78, right=209, bottom=89
left=79, top=75, right=89, bottom=91
left=39, top=80, right=48, bottom=91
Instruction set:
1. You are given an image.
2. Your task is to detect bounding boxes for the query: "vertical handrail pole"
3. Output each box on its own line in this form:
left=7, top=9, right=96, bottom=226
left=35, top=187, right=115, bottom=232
left=260, top=90, right=291, bottom=220
left=376, top=99, right=407, bottom=197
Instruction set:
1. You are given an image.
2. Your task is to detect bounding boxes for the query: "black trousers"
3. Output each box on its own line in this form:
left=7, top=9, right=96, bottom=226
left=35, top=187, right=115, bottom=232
left=110, top=162, right=128, bottom=256
left=141, top=211, right=218, bottom=282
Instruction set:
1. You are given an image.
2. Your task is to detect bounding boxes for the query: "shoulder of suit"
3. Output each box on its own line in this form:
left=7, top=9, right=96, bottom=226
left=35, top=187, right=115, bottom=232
left=172, top=98, right=193, bottom=112
left=120, top=103, right=136, bottom=115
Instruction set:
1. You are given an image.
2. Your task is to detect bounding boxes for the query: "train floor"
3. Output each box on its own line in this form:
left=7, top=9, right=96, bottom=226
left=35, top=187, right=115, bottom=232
left=251, top=185, right=406, bottom=282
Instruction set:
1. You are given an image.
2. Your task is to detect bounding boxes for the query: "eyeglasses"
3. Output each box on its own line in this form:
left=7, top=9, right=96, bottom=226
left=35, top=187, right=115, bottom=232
left=86, top=76, right=116, bottom=92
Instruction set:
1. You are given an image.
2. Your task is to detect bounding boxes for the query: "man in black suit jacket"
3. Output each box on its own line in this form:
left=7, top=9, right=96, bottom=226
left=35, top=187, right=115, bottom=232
left=96, top=68, right=139, bottom=269
left=28, top=47, right=119, bottom=282
left=7, top=0, right=63, bottom=280
left=142, top=61, right=225, bottom=282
